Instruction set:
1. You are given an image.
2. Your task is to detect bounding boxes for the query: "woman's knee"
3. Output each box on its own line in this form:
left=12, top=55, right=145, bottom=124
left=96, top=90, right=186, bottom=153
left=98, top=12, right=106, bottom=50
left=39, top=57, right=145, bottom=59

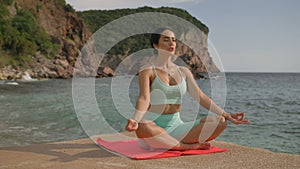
left=219, top=116, right=227, bottom=129
left=200, top=116, right=227, bottom=129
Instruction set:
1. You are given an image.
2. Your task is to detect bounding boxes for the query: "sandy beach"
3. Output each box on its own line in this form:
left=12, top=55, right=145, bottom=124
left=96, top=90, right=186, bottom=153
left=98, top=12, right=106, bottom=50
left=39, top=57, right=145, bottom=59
left=0, top=137, right=299, bottom=169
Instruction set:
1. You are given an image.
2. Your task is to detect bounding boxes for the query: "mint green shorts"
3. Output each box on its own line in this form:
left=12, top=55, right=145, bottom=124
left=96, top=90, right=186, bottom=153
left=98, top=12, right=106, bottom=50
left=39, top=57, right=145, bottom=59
left=143, top=112, right=200, bottom=140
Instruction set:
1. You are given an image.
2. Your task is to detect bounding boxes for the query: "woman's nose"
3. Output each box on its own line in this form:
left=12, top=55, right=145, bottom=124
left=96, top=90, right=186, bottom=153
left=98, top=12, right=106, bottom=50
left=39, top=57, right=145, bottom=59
left=169, top=40, right=176, bottom=46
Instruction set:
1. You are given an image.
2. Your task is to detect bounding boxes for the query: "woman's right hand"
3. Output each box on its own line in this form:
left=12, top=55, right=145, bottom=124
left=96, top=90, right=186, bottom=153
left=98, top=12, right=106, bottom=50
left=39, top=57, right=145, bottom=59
left=125, top=119, right=139, bottom=132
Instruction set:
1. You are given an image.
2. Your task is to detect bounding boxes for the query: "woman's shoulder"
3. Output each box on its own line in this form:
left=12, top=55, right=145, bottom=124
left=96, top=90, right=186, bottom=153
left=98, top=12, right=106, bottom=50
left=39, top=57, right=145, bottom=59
left=178, top=66, right=194, bottom=78
left=178, top=66, right=191, bottom=73
left=139, top=64, right=153, bottom=72
left=138, top=64, right=154, bottom=76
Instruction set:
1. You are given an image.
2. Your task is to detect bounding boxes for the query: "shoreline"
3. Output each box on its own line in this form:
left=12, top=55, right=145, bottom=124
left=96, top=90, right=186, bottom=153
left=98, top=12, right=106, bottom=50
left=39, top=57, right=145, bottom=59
left=0, top=138, right=299, bottom=169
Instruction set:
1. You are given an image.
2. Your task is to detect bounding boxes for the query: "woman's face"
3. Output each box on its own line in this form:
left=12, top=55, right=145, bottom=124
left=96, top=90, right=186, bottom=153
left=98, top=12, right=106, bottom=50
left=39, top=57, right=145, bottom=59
left=153, top=29, right=176, bottom=55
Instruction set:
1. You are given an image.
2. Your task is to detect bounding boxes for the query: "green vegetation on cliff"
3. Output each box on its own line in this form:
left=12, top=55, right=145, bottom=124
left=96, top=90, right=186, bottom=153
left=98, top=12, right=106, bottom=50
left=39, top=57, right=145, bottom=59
left=77, top=6, right=209, bottom=56
left=54, top=0, right=75, bottom=13
left=78, top=6, right=208, bottom=34
left=0, top=0, right=70, bottom=66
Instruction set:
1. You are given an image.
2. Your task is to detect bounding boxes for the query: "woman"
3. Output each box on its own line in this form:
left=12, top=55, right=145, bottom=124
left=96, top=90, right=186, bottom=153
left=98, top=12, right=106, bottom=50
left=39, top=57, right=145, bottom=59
left=125, top=28, right=249, bottom=150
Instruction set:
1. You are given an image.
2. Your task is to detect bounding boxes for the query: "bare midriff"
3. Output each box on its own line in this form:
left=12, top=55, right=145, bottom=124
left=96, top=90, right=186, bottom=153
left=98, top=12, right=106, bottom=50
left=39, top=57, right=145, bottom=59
left=148, top=104, right=181, bottom=115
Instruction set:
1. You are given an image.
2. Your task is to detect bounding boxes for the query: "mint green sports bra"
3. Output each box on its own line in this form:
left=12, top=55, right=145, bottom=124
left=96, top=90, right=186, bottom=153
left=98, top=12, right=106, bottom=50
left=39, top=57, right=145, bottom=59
left=150, top=64, right=187, bottom=105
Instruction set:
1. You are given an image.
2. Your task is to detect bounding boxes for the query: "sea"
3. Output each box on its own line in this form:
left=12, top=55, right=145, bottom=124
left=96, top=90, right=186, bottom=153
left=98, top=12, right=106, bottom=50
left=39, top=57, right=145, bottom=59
left=0, top=73, right=299, bottom=155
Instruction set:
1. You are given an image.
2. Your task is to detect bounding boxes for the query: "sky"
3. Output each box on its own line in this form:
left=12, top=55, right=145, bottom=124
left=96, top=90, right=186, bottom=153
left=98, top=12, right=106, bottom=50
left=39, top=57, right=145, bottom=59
left=66, top=0, right=300, bottom=72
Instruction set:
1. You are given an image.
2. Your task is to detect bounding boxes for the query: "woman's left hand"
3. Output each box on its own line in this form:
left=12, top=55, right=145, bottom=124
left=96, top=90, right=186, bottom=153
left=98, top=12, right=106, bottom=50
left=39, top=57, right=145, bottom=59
left=224, top=112, right=250, bottom=125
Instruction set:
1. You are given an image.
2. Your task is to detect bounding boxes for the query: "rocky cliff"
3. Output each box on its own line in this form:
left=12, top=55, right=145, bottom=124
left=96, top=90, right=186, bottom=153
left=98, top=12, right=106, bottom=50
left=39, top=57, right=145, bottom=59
left=0, top=0, right=91, bottom=80
left=0, top=1, right=219, bottom=80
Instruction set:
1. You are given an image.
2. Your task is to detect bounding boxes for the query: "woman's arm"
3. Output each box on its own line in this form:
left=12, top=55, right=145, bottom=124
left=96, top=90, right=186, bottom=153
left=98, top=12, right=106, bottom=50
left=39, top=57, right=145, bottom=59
left=132, top=68, right=151, bottom=121
left=126, top=68, right=152, bottom=131
left=181, top=67, right=249, bottom=124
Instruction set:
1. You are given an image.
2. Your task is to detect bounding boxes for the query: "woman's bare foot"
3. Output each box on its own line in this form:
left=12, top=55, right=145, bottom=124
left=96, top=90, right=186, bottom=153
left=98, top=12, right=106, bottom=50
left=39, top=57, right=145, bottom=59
left=196, top=142, right=211, bottom=150
left=186, top=142, right=211, bottom=150
left=170, top=142, right=211, bottom=151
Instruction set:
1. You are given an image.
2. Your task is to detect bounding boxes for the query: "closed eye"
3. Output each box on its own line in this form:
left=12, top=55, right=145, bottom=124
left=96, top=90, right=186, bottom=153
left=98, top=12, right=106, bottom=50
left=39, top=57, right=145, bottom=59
left=163, top=37, right=176, bottom=42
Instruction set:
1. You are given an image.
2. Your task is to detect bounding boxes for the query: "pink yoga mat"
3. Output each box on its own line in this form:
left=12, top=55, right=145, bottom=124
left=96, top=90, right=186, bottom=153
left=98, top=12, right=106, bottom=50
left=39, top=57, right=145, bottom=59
left=97, top=138, right=227, bottom=160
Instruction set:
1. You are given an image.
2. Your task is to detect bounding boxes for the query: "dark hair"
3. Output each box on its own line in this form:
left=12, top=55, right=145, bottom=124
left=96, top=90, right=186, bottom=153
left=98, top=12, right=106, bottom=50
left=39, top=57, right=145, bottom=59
left=150, top=27, right=175, bottom=48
